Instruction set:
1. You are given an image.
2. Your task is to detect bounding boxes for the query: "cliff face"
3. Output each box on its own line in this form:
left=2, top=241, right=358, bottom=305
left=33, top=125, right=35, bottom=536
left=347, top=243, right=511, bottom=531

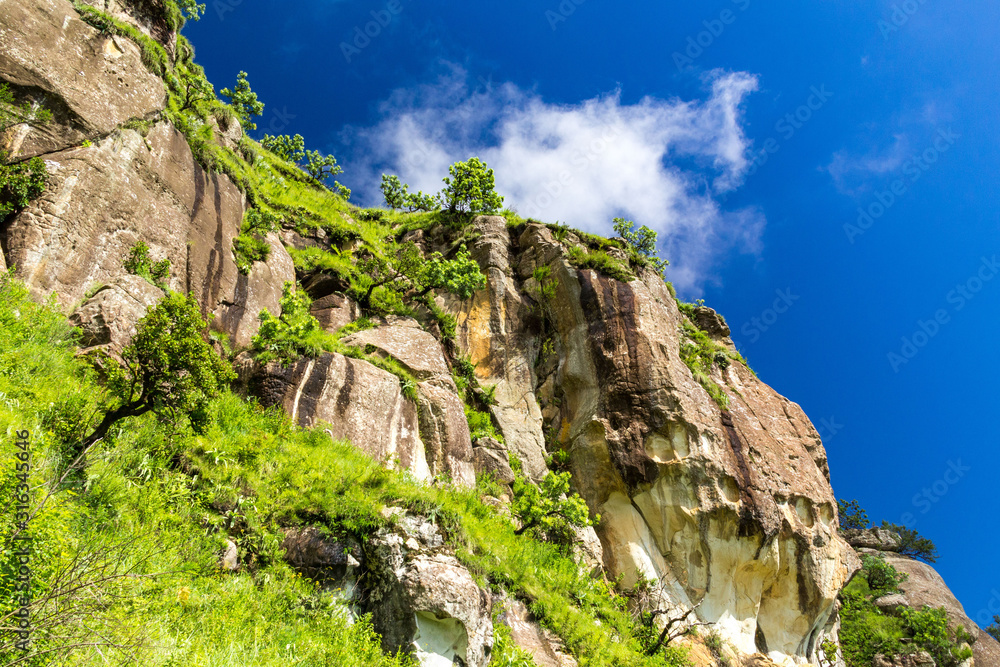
left=0, top=2, right=957, bottom=666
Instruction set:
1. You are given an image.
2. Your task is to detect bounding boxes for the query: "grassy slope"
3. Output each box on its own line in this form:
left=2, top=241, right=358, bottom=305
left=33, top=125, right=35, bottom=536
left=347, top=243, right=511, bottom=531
left=0, top=272, right=691, bottom=666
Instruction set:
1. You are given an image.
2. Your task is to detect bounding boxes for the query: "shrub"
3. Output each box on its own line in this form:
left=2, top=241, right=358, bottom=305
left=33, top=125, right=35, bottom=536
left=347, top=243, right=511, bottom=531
left=0, top=156, right=48, bottom=219
left=612, top=217, right=669, bottom=275
left=441, top=157, right=504, bottom=215
left=987, top=615, right=1000, bottom=643
left=123, top=241, right=171, bottom=287
left=232, top=208, right=281, bottom=274
left=900, top=606, right=974, bottom=667
left=251, top=283, right=335, bottom=365
left=566, top=246, right=635, bottom=283
left=860, top=553, right=907, bottom=596
left=511, top=467, right=595, bottom=544
left=261, top=133, right=305, bottom=163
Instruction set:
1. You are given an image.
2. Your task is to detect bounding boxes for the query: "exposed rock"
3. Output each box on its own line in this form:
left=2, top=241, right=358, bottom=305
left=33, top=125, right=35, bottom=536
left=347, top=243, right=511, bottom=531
left=366, top=511, right=493, bottom=667
left=497, top=597, right=577, bottom=667
left=78, top=0, right=177, bottom=52
left=4, top=122, right=292, bottom=348
left=207, top=114, right=242, bottom=152
left=0, top=0, right=166, bottom=158
left=445, top=217, right=549, bottom=481
left=873, top=651, right=935, bottom=667
left=253, top=352, right=432, bottom=482
left=572, top=524, right=605, bottom=575
left=221, top=539, right=238, bottom=571
left=514, top=236, right=857, bottom=662
left=68, top=274, right=163, bottom=349
left=873, top=594, right=908, bottom=615
left=883, top=554, right=1000, bottom=666
left=472, top=437, right=516, bottom=485
left=310, top=293, right=360, bottom=333
left=844, top=528, right=902, bottom=552
left=281, top=527, right=361, bottom=588
left=344, top=320, right=475, bottom=487
left=692, top=306, right=731, bottom=339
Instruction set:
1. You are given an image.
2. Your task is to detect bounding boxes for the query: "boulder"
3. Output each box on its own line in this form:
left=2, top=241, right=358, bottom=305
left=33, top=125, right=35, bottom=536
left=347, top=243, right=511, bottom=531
left=873, top=594, right=908, bottom=615
left=310, top=293, right=360, bottom=333
left=0, top=0, right=166, bottom=158
left=220, top=539, right=238, bottom=571
left=366, top=510, right=493, bottom=667
left=472, top=438, right=516, bottom=485
left=69, top=274, right=163, bottom=350
left=281, top=527, right=361, bottom=589
left=873, top=652, right=935, bottom=667
left=692, top=306, right=731, bottom=339
left=4, top=122, right=292, bottom=349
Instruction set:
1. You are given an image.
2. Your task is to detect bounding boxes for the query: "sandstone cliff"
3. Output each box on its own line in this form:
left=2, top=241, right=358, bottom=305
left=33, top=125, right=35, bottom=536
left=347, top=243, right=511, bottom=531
left=0, top=2, right=990, bottom=666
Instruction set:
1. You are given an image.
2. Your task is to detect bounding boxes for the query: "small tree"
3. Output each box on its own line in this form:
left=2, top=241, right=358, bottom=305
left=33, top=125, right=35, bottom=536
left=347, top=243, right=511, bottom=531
left=381, top=174, right=407, bottom=210
left=304, top=149, right=343, bottom=183
left=881, top=521, right=939, bottom=563
left=251, top=283, right=333, bottom=365
left=220, top=71, right=264, bottom=131
left=261, top=134, right=305, bottom=163
left=838, top=499, right=871, bottom=531
left=860, top=553, right=908, bottom=596
left=441, top=157, right=503, bottom=215
left=352, top=243, right=485, bottom=311
left=512, top=469, right=594, bottom=541
left=613, top=217, right=669, bottom=274
left=84, top=293, right=235, bottom=448
left=179, top=71, right=214, bottom=112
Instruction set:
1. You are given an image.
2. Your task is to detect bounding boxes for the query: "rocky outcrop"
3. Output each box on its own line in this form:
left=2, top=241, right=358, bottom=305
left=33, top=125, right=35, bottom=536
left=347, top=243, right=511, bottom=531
left=253, top=352, right=432, bottom=482
left=3, top=122, right=293, bottom=347
left=872, top=652, right=935, bottom=667
left=844, top=527, right=902, bottom=552
left=443, top=218, right=858, bottom=665
left=445, top=215, right=550, bottom=481
left=343, top=318, right=475, bottom=487
left=0, top=0, right=167, bottom=159
left=365, top=509, right=493, bottom=667
left=883, top=554, right=1000, bottom=666
left=68, top=274, right=164, bottom=349
left=281, top=527, right=361, bottom=585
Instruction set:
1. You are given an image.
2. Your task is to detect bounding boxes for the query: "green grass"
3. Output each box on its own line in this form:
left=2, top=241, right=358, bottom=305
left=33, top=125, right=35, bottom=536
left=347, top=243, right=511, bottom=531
left=0, top=268, right=694, bottom=667
left=566, top=246, right=635, bottom=283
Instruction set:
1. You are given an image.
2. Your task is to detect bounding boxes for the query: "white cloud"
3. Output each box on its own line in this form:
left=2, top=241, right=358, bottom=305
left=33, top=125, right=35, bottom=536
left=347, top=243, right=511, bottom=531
left=341, top=65, right=764, bottom=293
left=825, top=134, right=910, bottom=195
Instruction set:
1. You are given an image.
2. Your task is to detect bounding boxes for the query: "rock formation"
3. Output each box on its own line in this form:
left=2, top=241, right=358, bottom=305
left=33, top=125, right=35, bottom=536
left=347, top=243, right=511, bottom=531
left=3, top=2, right=993, bottom=665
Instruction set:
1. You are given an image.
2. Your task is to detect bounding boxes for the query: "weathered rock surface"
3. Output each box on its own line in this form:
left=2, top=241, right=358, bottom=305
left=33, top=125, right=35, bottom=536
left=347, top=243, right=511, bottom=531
left=0, top=0, right=166, bottom=158
left=883, top=554, right=1000, bottom=666
left=872, top=651, right=935, bottom=667
left=281, top=526, right=361, bottom=587
left=343, top=319, right=475, bottom=487
left=497, top=597, right=577, bottom=667
left=3, top=122, right=293, bottom=348
left=254, top=352, right=432, bottom=482
left=472, top=437, right=516, bottom=485
left=450, top=218, right=857, bottom=665
left=366, top=510, right=493, bottom=667
left=873, top=594, right=908, bottom=615
left=844, top=527, right=902, bottom=552
left=445, top=216, right=550, bottom=481
left=68, top=274, right=163, bottom=349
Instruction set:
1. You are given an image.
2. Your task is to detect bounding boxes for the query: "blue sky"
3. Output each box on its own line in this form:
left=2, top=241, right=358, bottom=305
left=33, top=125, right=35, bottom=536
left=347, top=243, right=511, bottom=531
left=185, top=0, right=1000, bottom=620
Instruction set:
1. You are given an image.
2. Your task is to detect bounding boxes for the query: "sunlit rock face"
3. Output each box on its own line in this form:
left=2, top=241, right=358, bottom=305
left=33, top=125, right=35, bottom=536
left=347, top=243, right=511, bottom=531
left=448, top=217, right=858, bottom=665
